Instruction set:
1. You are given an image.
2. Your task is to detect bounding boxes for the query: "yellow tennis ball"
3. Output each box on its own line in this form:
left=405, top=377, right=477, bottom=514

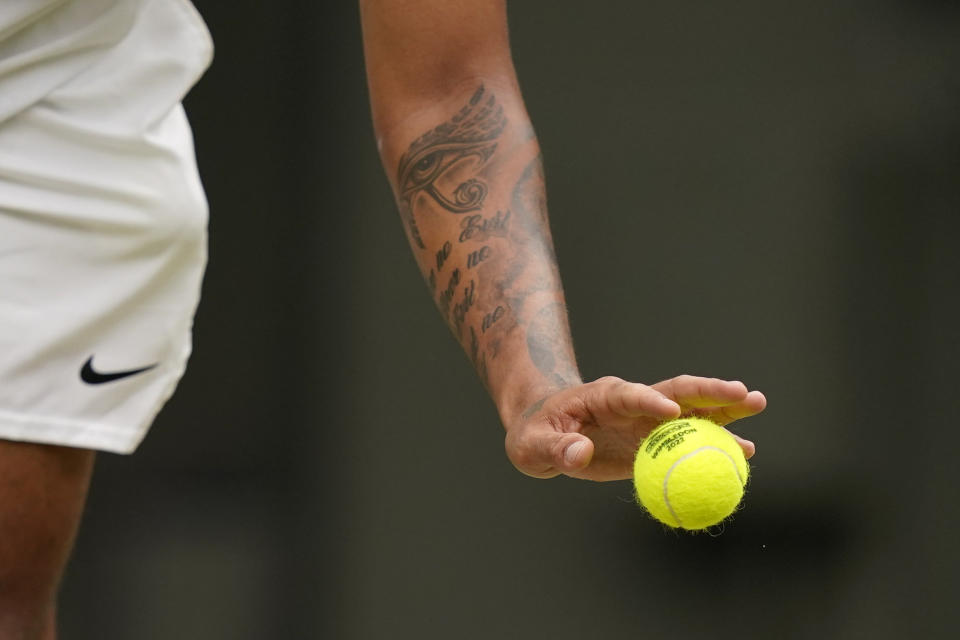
left=633, top=417, right=749, bottom=530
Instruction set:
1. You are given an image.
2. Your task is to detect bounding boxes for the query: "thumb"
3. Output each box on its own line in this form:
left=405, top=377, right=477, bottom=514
left=507, top=426, right=594, bottom=478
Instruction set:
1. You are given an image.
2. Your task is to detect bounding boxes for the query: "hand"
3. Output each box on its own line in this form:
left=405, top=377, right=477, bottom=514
left=504, top=375, right=767, bottom=481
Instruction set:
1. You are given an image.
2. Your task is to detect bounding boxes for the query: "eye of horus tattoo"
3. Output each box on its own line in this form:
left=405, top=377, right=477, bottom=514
left=396, top=85, right=507, bottom=248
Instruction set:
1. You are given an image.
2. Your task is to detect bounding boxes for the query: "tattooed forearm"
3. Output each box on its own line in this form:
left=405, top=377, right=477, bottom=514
left=389, top=83, right=579, bottom=413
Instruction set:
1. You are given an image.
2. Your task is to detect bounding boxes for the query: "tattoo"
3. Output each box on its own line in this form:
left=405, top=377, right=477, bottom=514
left=466, top=245, right=492, bottom=269
left=397, top=201, right=425, bottom=250
left=526, top=303, right=579, bottom=387
left=481, top=305, right=505, bottom=333
left=438, top=268, right=461, bottom=315
left=477, top=353, right=488, bottom=390
left=521, top=396, right=548, bottom=420
left=435, top=241, right=452, bottom=271
left=495, top=152, right=560, bottom=319
left=451, top=280, right=477, bottom=335
left=470, top=326, right=480, bottom=365
left=450, top=179, right=487, bottom=211
left=396, top=85, right=507, bottom=247
left=395, top=84, right=576, bottom=395
left=458, top=210, right=511, bottom=243
left=512, top=153, right=549, bottom=231
left=469, top=326, right=489, bottom=390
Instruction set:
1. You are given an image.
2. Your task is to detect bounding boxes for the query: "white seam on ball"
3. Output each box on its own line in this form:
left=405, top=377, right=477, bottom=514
left=662, top=445, right=744, bottom=528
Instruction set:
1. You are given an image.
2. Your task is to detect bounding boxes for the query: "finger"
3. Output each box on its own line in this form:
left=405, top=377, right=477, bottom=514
left=505, top=426, right=594, bottom=479
left=689, top=390, right=765, bottom=459
left=587, top=377, right=681, bottom=419
left=733, top=433, right=756, bottom=460
left=654, top=375, right=750, bottom=409
left=690, top=390, right=768, bottom=425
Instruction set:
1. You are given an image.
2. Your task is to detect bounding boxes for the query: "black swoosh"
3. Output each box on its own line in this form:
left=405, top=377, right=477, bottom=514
left=80, top=356, right=158, bottom=385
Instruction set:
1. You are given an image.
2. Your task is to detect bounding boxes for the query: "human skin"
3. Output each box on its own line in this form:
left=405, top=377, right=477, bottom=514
left=0, top=441, right=94, bottom=639
left=360, top=0, right=766, bottom=481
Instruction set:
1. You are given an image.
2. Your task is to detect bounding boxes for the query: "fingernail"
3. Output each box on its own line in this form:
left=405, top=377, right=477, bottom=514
left=564, top=440, right=586, bottom=465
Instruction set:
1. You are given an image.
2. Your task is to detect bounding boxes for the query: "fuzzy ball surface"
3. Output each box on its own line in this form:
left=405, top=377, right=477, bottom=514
left=633, top=417, right=749, bottom=530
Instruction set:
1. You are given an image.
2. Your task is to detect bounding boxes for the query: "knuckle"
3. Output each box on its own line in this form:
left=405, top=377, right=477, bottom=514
left=505, top=438, right=558, bottom=479
left=505, top=434, right=536, bottom=469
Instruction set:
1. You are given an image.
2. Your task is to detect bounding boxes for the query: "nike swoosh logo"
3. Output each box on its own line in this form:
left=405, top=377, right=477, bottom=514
left=80, top=356, right=158, bottom=385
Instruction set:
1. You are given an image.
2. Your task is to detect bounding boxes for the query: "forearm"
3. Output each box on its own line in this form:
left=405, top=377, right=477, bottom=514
left=360, top=2, right=768, bottom=480
left=375, top=81, right=581, bottom=426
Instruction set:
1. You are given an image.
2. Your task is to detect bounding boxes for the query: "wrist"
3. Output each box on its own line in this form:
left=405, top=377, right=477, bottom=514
left=493, top=373, right=582, bottom=432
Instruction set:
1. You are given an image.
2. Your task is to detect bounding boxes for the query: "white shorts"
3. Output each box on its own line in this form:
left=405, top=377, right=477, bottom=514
left=0, top=0, right=213, bottom=453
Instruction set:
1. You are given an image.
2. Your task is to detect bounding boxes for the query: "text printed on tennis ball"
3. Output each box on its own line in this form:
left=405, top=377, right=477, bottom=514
left=644, top=422, right=699, bottom=459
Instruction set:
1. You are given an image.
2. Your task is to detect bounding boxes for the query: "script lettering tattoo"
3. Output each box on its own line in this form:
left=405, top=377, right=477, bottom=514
left=459, top=210, right=511, bottom=243
left=466, top=245, right=492, bottom=269
left=438, top=268, right=461, bottom=316
left=435, top=241, right=452, bottom=271
left=428, top=269, right=437, bottom=295
left=451, top=280, right=477, bottom=335
left=396, top=85, right=507, bottom=248
left=481, top=305, right=505, bottom=333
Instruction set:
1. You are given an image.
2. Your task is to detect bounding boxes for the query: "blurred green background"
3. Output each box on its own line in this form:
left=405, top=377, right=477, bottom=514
left=60, top=1, right=960, bottom=638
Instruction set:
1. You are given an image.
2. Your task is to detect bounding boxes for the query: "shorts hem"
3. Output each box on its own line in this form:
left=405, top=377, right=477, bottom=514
left=0, top=409, right=146, bottom=454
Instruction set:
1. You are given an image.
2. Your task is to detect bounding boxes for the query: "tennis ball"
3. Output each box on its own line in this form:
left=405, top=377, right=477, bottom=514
left=633, top=417, right=749, bottom=530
